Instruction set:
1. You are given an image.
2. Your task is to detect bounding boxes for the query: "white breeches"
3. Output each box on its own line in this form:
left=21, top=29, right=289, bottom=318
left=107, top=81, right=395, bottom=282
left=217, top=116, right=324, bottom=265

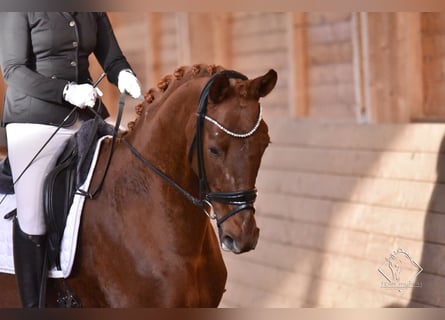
left=6, top=122, right=82, bottom=235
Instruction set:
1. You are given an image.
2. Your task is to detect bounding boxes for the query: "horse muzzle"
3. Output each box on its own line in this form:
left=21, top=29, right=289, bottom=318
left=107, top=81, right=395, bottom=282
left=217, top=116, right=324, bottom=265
left=218, top=209, right=260, bottom=254
left=220, top=227, right=260, bottom=254
left=206, top=188, right=259, bottom=253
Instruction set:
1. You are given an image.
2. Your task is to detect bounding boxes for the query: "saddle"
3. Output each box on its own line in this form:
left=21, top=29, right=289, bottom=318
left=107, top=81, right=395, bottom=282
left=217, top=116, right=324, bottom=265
left=44, top=136, right=78, bottom=270
left=0, top=118, right=113, bottom=271
left=45, top=118, right=113, bottom=270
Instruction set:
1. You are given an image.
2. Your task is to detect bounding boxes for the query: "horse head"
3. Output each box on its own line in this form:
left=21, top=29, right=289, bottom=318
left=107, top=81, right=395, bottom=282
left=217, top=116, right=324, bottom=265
left=192, top=69, right=278, bottom=254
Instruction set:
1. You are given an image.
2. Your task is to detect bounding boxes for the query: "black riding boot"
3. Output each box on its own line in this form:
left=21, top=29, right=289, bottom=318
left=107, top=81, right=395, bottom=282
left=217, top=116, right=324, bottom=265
left=12, top=218, right=47, bottom=308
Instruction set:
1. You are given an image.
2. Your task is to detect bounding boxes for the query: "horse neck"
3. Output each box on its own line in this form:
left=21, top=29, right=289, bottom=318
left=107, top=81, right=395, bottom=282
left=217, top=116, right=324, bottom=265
left=118, top=79, right=217, bottom=253
left=124, top=78, right=206, bottom=192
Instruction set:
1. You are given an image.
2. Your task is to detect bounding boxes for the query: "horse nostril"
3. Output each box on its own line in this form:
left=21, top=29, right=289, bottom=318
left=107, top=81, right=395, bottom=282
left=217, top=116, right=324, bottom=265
left=221, top=235, right=240, bottom=253
left=221, top=235, right=234, bottom=251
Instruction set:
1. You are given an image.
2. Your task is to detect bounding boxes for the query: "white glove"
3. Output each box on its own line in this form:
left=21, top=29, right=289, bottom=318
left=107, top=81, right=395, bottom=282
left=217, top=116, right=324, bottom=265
left=118, top=69, right=142, bottom=99
left=63, top=83, right=102, bottom=109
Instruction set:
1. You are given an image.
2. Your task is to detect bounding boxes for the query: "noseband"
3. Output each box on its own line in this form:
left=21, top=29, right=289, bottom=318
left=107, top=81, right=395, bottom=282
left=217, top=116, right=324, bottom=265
left=122, top=70, right=262, bottom=227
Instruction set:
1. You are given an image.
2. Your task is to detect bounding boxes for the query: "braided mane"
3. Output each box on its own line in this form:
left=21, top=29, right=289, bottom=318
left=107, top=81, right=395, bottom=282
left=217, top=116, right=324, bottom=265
left=127, top=64, right=226, bottom=131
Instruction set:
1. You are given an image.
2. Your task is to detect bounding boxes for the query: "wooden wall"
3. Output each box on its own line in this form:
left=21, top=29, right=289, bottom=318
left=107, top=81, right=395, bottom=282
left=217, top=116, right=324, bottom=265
left=287, top=12, right=359, bottom=122
left=220, top=119, right=445, bottom=307
left=1, top=12, right=444, bottom=125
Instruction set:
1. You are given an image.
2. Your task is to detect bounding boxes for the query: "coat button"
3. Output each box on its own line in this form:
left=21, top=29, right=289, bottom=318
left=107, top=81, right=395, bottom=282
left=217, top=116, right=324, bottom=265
left=70, top=61, right=77, bottom=67
left=72, top=41, right=78, bottom=48
left=69, top=20, right=76, bottom=27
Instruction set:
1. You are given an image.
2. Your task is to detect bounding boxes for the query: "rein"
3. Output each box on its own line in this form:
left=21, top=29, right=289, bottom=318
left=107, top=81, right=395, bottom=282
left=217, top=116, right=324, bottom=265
left=78, top=93, right=126, bottom=199
left=119, top=71, right=260, bottom=227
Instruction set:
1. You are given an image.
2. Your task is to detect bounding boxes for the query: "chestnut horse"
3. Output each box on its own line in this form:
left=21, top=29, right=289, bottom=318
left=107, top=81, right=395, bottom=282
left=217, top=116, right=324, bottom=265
left=0, top=64, right=277, bottom=307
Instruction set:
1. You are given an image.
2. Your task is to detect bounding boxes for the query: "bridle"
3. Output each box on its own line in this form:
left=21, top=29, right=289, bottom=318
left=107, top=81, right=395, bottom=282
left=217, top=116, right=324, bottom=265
left=193, top=70, right=260, bottom=227
left=122, top=70, right=262, bottom=227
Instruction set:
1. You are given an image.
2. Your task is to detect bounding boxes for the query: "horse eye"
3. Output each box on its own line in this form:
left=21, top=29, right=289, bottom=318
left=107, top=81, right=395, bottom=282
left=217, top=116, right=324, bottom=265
left=208, top=146, right=220, bottom=156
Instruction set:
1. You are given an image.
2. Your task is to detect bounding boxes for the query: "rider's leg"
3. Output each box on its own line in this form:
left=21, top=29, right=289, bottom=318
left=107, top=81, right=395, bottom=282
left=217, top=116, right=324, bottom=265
left=6, top=122, right=81, bottom=307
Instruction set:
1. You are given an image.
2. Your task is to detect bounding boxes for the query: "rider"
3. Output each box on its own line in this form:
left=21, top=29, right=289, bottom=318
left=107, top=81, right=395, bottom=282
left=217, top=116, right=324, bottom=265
left=0, top=12, right=142, bottom=307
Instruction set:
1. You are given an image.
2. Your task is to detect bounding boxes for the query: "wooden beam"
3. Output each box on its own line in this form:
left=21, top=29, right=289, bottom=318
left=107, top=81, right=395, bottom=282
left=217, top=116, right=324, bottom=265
left=176, top=13, right=191, bottom=66
left=397, top=12, right=424, bottom=121
left=362, top=13, right=424, bottom=123
left=146, top=12, right=162, bottom=84
left=212, top=13, right=232, bottom=68
left=351, top=12, right=370, bottom=123
left=287, top=12, right=309, bottom=118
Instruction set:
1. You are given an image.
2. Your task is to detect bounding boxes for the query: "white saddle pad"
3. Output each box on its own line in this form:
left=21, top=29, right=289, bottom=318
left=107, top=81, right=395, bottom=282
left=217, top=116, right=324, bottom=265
left=0, top=136, right=109, bottom=278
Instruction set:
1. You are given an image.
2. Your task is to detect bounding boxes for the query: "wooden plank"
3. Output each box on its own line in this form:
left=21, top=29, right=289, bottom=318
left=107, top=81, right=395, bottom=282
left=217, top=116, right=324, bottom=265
left=309, top=104, right=356, bottom=120
left=232, top=31, right=287, bottom=54
left=228, top=243, right=436, bottom=304
left=188, top=13, right=220, bottom=65
left=232, top=50, right=289, bottom=69
left=221, top=280, right=308, bottom=307
left=308, top=41, right=353, bottom=65
left=111, top=23, right=148, bottom=52
left=159, top=31, right=178, bottom=51
left=222, top=253, right=417, bottom=307
left=423, top=81, right=445, bottom=118
left=287, top=12, right=309, bottom=118
left=362, top=13, right=423, bottom=122
left=232, top=12, right=287, bottom=36
left=257, top=191, right=445, bottom=246
left=159, top=12, right=177, bottom=32
left=265, top=120, right=445, bottom=153
left=261, top=145, right=442, bottom=182
left=222, top=251, right=437, bottom=307
left=228, top=236, right=443, bottom=281
left=257, top=169, right=442, bottom=212
left=421, top=12, right=445, bottom=34
left=309, top=83, right=356, bottom=106
left=307, top=19, right=352, bottom=44
left=306, top=12, right=352, bottom=25
left=175, top=13, right=190, bottom=65
left=309, top=62, right=354, bottom=85
left=364, top=13, right=398, bottom=122
left=423, top=58, right=445, bottom=82
left=145, top=13, right=162, bottom=87
left=422, top=33, right=445, bottom=58
left=225, top=239, right=441, bottom=299
left=397, top=13, right=424, bottom=120
left=351, top=12, right=369, bottom=122
left=255, top=193, right=427, bottom=241
left=211, top=13, right=232, bottom=67
left=223, top=256, right=334, bottom=307
left=257, top=214, right=424, bottom=262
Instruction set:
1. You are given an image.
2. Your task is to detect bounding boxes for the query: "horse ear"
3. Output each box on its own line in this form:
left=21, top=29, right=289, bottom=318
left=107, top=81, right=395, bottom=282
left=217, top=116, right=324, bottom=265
left=208, top=74, right=231, bottom=104
left=250, top=69, right=278, bottom=99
